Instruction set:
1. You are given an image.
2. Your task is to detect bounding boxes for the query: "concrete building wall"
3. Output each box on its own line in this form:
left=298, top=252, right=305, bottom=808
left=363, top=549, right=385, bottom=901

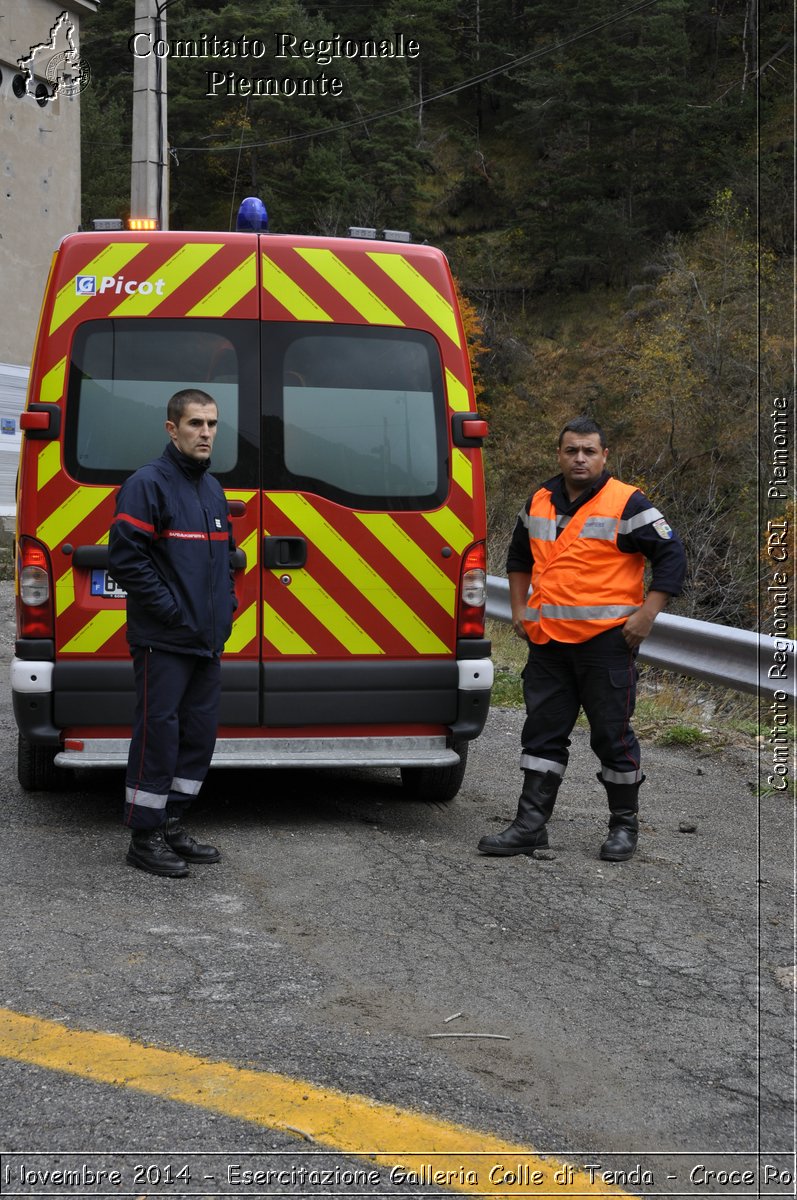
left=0, top=0, right=98, bottom=367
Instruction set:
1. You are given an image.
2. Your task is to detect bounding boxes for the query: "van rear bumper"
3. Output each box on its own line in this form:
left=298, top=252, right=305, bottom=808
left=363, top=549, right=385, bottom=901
left=54, top=735, right=461, bottom=771
left=14, top=652, right=493, bottom=751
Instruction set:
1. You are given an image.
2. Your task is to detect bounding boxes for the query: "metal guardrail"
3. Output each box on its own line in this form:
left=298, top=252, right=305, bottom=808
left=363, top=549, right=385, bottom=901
left=486, top=576, right=795, bottom=697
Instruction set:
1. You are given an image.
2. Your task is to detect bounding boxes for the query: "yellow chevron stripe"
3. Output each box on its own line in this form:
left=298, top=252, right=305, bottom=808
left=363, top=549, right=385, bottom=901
left=50, top=243, right=148, bottom=333
left=55, top=568, right=75, bottom=617
left=288, top=571, right=383, bottom=654
left=237, top=529, right=258, bottom=575
left=37, top=486, right=114, bottom=550
left=452, top=448, right=473, bottom=498
left=262, top=254, right=332, bottom=321
left=298, top=249, right=403, bottom=326
left=224, top=602, right=257, bottom=653
left=445, top=368, right=471, bottom=412
left=37, top=441, right=61, bottom=491
left=424, top=506, right=473, bottom=555
left=187, top=254, right=257, bottom=317
left=262, top=601, right=315, bottom=655
left=60, top=610, right=127, bottom=654
left=355, top=513, right=455, bottom=616
left=270, top=494, right=447, bottom=654
left=369, top=253, right=461, bottom=347
left=39, top=357, right=67, bottom=406
left=110, top=244, right=222, bottom=316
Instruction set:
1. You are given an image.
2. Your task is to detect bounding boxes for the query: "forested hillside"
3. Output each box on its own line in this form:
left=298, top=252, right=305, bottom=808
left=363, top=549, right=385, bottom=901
left=80, top=0, right=793, bottom=628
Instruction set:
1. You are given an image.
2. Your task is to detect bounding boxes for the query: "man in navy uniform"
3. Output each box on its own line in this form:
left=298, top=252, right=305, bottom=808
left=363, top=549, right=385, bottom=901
left=109, top=389, right=237, bottom=877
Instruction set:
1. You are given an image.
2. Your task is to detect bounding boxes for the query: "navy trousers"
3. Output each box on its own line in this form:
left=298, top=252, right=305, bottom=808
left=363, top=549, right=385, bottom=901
left=520, top=626, right=642, bottom=785
left=124, top=647, right=221, bottom=830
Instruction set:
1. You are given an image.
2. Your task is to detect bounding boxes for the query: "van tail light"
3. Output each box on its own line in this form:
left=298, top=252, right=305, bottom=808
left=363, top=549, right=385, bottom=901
left=458, top=542, right=486, bottom=638
left=17, top=536, right=54, bottom=639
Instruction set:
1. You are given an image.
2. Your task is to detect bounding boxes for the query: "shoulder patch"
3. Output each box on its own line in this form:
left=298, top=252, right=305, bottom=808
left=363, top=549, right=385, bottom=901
left=653, top=518, right=674, bottom=540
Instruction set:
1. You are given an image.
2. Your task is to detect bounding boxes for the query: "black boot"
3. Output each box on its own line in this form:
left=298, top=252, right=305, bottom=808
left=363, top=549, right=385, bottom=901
left=598, top=774, right=644, bottom=862
left=126, top=827, right=189, bottom=877
left=478, top=769, right=561, bottom=856
left=164, top=817, right=220, bottom=864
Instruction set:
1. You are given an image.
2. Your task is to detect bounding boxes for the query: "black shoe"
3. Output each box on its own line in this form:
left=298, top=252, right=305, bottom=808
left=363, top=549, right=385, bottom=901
left=164, top=818, right=220, bottom=864
left=599, top=816, right=638, bottom=861
left=478, top=769, right=560, bottom=856
left=127, top=828, right=189, bottom=877
left=598, top=773, right=643, bottom=862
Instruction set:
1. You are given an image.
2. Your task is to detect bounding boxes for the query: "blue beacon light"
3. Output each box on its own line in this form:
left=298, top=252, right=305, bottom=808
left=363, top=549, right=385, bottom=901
left=236, top=197, right=269, bottom=232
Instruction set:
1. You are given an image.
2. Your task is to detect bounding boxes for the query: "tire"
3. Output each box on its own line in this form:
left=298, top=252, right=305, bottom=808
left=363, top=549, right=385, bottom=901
left=17, top=734, right=69, bottom=792
left=400, top=741, right=469, bottom=803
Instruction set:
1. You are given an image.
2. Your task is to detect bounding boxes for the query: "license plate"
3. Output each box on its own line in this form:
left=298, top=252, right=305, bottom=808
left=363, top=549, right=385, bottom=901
left=90, top=570, right=126, bottom=599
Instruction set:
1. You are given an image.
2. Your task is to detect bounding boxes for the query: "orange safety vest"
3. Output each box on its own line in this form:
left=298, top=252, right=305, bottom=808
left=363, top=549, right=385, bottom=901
left=523, top=477, right=644, bottom=644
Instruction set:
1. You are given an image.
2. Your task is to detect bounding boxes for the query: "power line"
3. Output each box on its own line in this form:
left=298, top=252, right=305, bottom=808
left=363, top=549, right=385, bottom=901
left=172, top=0, right=665, bottom=154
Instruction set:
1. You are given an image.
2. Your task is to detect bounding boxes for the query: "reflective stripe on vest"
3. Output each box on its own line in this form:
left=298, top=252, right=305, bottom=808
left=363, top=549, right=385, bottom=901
left=524, top=477, right=645, bottom=644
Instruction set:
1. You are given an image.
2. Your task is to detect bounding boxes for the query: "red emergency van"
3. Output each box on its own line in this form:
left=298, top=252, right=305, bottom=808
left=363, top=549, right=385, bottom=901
left=13, top=209, right=492, bottom=801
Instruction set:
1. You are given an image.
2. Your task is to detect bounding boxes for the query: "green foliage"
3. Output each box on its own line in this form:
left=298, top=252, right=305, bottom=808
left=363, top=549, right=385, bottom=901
left=78, top=0, right=789, bottom=626
left=655, top=724, right=709, bottom=748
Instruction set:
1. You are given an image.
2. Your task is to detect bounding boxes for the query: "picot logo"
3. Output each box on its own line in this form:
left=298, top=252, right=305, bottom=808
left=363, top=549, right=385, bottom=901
left=74, top=275, right=167, bottom=297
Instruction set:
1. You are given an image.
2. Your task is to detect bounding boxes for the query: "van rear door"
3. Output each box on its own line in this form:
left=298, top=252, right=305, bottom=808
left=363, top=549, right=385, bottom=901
left=42, top=233, right=262, bottom=728
left=256, top=237, right=484, bottom=732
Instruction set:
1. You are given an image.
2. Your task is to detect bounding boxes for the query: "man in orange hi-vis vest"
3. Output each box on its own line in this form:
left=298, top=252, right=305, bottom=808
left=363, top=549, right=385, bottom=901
left=478, top=416, right=686, bottom=862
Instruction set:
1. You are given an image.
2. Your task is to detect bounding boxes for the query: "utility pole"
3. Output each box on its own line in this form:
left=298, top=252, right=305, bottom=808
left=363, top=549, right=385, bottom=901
left=130, top=0, right=169, bottom=229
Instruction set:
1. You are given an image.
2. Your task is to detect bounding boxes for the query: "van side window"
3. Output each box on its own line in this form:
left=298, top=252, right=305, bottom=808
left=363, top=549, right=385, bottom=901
left=64, top=319, right=259, bottom=485
left=264, top=326, right=447, bottom=511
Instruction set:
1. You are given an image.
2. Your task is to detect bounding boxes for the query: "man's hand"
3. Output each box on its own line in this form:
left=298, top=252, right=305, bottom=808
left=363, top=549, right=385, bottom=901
left=512, top=614, right=530, bottom=642
left=622, top=590, right=671, bottom=650
left=621, top=609, right=654, bottom=649
left=508, top=571, right=532, bottom=643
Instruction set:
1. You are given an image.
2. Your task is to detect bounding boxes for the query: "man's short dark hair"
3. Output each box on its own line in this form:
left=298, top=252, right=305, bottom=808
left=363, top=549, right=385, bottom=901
left=167, top=389, right=217, bottom=425
left=558, top=417, right=606, bottom=448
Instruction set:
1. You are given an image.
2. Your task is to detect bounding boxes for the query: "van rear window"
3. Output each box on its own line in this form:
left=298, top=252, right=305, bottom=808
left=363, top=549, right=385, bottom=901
left=65, top=320, right=448, bottom=510
left=65, top=319, right=259, bottom=485
left=263, top=325, right=448, bottom=512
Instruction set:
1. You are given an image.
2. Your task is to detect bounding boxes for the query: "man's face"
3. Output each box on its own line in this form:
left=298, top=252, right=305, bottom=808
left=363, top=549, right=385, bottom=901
left=557, top=431, right=608, bottom=496
left=166, top=401, right=218, bottom=462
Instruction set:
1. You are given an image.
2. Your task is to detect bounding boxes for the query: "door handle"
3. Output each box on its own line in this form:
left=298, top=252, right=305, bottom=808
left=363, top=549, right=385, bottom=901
left=262, top=535, right=307, bottom=569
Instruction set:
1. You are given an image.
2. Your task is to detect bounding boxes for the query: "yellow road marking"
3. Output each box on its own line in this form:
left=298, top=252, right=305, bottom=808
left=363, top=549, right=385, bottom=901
left=0, top=1007, right=631, bottom=1198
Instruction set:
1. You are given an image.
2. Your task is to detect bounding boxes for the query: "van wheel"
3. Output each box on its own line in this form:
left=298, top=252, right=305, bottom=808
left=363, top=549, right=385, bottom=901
left=17, top=735, right=69, bottom=792
left=400, top=741, right=469, bottom=803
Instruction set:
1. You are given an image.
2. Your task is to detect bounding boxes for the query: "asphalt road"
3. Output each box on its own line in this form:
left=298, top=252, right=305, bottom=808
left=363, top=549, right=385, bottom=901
left=1, top=582, right=794, bottom=1196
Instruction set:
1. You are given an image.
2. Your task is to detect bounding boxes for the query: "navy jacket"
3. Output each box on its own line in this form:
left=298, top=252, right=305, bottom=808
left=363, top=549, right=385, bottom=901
left=506, top=471, right=686, bottom=596
left=108, top=442, right=237, bottom=655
